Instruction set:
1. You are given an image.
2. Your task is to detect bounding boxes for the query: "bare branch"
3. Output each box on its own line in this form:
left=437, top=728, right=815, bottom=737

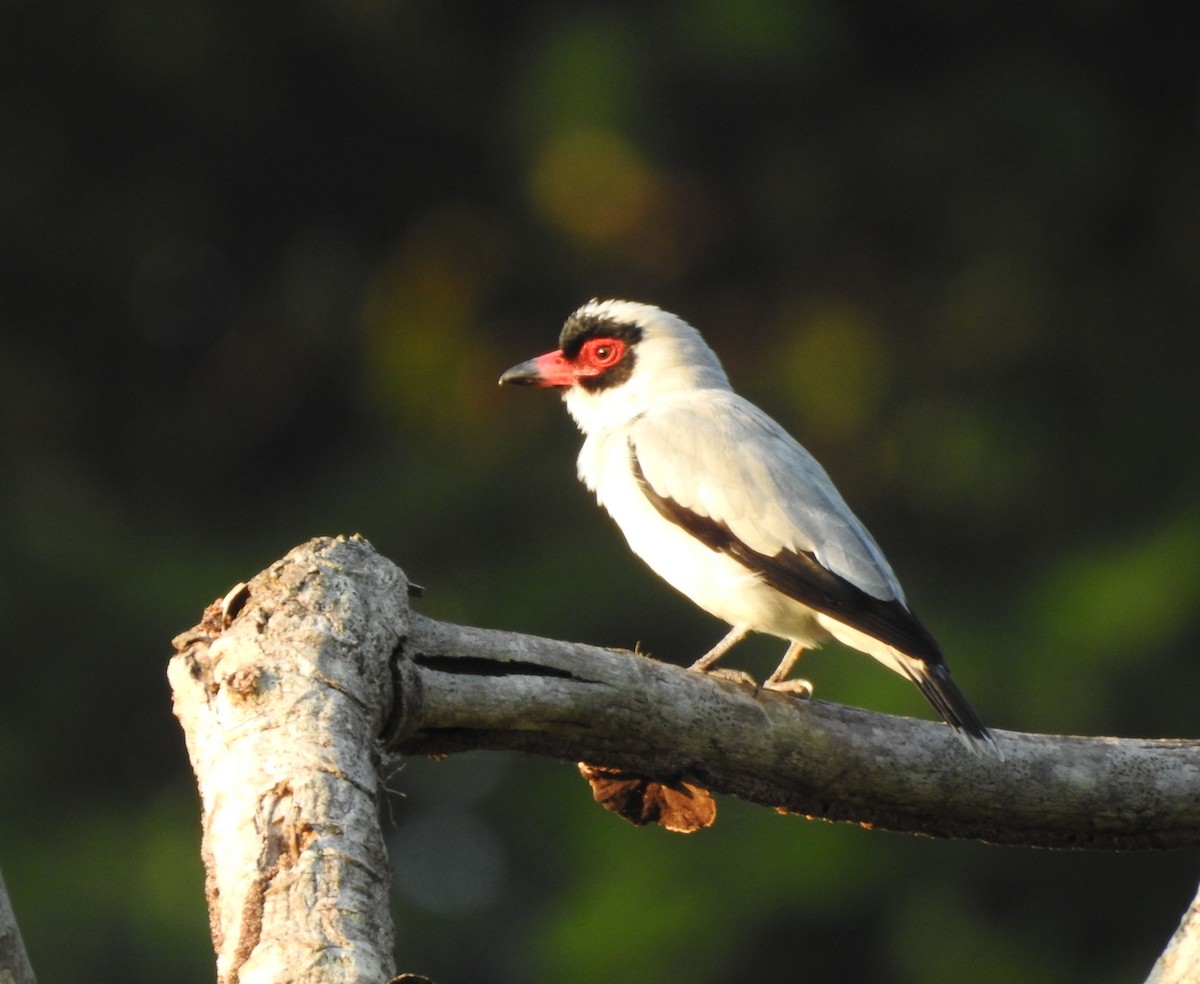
left=169, top=536, right=404, bottom=984
left=1146, top=880, right=1200, bottom=984
left=0, top=867, right=36, bottom=984
left=390, top=611, right=1200, bottom=850
left=169, top=535, right=1200, bottom=981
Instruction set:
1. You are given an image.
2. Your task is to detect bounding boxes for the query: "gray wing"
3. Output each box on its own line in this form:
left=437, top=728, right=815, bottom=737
left=630, top=393, right=903, bottom=599
left=629, top=393, right=944, bottom=659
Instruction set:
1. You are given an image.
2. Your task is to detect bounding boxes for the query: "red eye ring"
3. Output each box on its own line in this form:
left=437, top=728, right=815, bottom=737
left=581, top=337, right=624, bottom=370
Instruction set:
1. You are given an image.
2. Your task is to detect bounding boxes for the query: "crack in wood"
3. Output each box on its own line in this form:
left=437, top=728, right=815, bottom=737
left=414, top=653, right=579, bottom=680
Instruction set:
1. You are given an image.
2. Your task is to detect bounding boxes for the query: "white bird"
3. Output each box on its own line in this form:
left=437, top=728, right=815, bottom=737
left=500, top=299, right=999, bottom=757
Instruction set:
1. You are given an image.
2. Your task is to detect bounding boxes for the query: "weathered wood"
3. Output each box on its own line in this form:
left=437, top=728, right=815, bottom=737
left=1146, top=880, right=1200, bottom=984
left=391, top=611, right=1200, bottom=851
left=0, top=867, right=37, bottom=984
left=169, top=536, right=403, bottom=984
left=169, top=535, right=1200, bottom=983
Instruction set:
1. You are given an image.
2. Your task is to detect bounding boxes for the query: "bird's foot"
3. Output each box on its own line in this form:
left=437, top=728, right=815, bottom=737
left=700, top=667, right=760, bottom=689
left=762, top=677, right=814, bottom=699
left=761, top=642, right=811, bottom=698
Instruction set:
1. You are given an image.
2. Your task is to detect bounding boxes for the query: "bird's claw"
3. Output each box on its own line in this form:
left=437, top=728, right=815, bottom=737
left=697, top=667, right=759, bottom=689
left=763, top=677, right=814, bottom=699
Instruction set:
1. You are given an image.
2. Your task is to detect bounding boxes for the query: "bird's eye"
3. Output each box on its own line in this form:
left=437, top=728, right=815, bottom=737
left=585, top=339, right=624, bottom=368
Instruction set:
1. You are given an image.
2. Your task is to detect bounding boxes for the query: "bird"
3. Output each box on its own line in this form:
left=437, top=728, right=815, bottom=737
left=499, top=299, right=999, bottom=757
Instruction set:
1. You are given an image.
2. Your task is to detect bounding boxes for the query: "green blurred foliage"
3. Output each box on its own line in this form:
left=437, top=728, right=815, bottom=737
left=2, top=0, right=1198, bottom=980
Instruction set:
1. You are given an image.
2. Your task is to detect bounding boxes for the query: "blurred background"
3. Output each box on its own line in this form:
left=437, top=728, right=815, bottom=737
left=2, top=0, right=1199, bottom=980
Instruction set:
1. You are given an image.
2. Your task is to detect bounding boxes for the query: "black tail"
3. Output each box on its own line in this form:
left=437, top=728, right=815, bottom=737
left=909, top=661, right=1002, bottom=759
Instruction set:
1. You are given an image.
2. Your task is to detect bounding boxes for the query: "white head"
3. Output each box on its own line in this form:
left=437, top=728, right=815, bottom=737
left=499, top=299, right=731, bottom=434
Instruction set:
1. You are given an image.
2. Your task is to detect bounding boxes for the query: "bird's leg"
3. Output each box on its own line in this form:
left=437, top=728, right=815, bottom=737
left=762, top=642, right=813, bottom=697
left=688, top=624, right=758, bottom=687
left=689, top=623, right=750, bottom=671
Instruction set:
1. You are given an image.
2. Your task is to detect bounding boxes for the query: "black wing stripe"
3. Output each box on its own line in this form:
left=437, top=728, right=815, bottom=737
left=629, top=445, right=944, bottom=664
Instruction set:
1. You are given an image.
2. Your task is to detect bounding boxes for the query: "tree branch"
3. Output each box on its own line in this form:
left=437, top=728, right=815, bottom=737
left=1146, top=877, right=1200, bottom=984
left=0, top=867, right=36, bottom=984
left=390, top=607, right=1200, bottom=851
left=169, top=537, right=404, bottom=984
left=169, top=535, right=1200, bottom=981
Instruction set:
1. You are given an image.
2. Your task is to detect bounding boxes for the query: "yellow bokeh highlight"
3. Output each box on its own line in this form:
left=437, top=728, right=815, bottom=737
left=361, top=206, right=506, bottom=434
left=529, top=128, right=656, bottom=246
left=770, top=300, right=891, bottom=440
